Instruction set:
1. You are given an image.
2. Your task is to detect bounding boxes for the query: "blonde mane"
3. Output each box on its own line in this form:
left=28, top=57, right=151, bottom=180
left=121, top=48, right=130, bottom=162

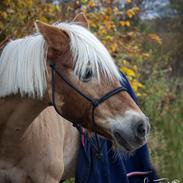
left=0, top=22, right=120, bottom=98
left=0, top=35, right=47, bottom=98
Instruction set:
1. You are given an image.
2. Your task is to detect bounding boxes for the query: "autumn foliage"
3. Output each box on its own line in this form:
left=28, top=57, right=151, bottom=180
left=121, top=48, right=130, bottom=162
left=0, top=0, right=161, bottom=94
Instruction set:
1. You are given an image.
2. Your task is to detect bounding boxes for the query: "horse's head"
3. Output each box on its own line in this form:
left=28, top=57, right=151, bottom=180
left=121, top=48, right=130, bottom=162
left=36, top=13, right=150, bottom=152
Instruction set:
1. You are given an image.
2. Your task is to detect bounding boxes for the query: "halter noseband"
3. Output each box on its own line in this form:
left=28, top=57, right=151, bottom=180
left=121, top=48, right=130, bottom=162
left=49, top=64, right=127, bottom=155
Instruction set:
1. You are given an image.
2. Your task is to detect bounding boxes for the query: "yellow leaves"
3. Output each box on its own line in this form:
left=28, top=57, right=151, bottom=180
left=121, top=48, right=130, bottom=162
left=26, top=0, right=33, bottom=8
left=104, top=20, right=115, bottom=30
left=127, top=10, right=135, bottom=18
left=127, top=7, right=140, bottom=18
left=88, top=0, right=96, bottom=8
left=148, top=34, right=162, bottom=45
left=120, top=65, right=144, bottom=93
left=98, top=26, right=107, bottom=35
left=130, top=80, right=144, bottom=93
left=104, top=7, right=113, bottom=15
left=121, top=66, right=136, bottom=77
left=120, top=61, right=137, bottom=78
left=55, top=4, right=60, bottom=11
left=0, top=0, right=62, bottom=40
left=103, top=15, right=109, bottom=21
left=120, top=21, right=130, bottom=27
left=90, top=21, right=97, bottom=28
left=126, top=0, right=132, bottom=3
left=88, top=8, right=116, bottom=35
left=110, top=43, right=118, bottom=53
left=120, top=58, right=146, bottom=94
left=133, top=6, right=140, bottom=12
left=113, top=7, right=120, bottom=15
left=39, top=17, right=47, bottom=23
left=106, top=35, right=113, bottom=41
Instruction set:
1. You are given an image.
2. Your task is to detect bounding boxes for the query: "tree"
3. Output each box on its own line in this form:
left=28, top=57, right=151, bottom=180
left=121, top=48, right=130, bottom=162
left=0, top=0, right=148, bottom=93
left=0, top=0, right=60, bottom=42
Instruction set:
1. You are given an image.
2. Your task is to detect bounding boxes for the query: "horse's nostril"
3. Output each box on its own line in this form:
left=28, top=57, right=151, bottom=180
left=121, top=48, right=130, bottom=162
left=136, top=123, right=146, bottom=138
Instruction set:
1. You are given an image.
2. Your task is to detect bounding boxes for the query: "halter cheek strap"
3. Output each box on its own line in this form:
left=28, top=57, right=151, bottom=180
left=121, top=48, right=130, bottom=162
left=49, top=64, right=127, bottom=155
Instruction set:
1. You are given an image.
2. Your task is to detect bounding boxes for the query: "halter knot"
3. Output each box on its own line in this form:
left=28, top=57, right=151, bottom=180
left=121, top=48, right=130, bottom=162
left=93, top=100, right=100, bottom=107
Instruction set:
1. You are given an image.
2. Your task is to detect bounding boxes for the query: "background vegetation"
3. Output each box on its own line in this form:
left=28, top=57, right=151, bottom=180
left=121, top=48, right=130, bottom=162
left=0, top=0, right=182, bottom=181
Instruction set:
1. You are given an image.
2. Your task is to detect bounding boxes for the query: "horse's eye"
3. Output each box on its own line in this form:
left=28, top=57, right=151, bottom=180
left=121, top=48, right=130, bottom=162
left=80, top=68, right=93, bottom=82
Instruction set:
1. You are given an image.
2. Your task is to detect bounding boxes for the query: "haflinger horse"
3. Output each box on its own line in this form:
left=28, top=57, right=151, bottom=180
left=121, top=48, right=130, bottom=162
left=0, top=13, right=150, bottom=182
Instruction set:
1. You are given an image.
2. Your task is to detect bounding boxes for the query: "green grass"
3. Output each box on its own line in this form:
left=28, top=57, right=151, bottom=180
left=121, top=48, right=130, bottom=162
left=141, top=77, right=183, bottom=181
left=64, top=179, right=75, bottom=183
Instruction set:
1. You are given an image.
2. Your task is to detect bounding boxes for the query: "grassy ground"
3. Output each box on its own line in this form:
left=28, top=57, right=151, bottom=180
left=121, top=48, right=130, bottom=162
left=141, top=76, right=183, bottom=181
left=64, top=179, right=74, bottom=183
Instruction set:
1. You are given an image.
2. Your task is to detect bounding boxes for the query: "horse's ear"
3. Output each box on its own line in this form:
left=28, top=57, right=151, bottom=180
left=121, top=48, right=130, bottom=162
left=35, top=21, right=69, bottom=51
left=73, top=13, right=89, bottom=29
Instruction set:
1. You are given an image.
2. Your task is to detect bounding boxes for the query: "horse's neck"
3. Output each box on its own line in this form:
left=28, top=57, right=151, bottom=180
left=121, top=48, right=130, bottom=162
left=0, top=95, right=80, bottom=179
left=0, top=95, right=47, bottom=165
left=20, top=107, right=80, bottom=181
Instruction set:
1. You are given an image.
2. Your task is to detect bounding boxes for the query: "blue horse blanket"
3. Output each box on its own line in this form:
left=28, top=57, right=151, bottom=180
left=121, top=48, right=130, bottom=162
left=75, top=73, right=157, bottom=183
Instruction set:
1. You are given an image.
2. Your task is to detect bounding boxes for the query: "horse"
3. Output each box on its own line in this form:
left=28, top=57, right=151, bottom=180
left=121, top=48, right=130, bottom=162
left=0, top=13, right=150, bottom=183
left=8, top=107, right=79, bottom=183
